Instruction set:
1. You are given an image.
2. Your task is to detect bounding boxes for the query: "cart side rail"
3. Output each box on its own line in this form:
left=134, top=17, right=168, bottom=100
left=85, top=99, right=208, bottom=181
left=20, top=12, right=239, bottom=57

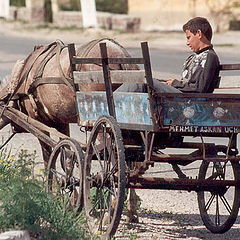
left=68, top=41, right=157, bottom=130
left=73, top=70, right=146, bottom=89
left=217, top=64, right=240, bottom=89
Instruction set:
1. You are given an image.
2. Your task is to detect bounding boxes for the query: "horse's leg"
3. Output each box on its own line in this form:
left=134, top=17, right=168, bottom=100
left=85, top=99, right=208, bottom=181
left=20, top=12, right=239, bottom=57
left=0, top=115, right=10, bottom=130
left=39, top=124, right=70, bottom=168
left=39, top=138, right=52, bottom=168
left=126, top=188, right=139, bottom=223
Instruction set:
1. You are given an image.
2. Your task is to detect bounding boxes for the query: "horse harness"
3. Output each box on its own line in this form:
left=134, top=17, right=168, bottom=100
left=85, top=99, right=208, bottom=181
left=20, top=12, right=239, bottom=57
left=1, top=38, right=136, bottom=119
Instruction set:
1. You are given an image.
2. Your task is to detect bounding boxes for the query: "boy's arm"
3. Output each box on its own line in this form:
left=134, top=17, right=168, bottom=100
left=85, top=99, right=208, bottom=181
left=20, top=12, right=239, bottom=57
left=171, top=51, right=219, bottom=93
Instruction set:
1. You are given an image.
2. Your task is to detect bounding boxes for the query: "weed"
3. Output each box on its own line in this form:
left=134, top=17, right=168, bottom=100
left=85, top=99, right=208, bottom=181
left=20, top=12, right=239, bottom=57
left=0, top=148, right=88, bottom=239
left=215, top=43, right=234, bottom=47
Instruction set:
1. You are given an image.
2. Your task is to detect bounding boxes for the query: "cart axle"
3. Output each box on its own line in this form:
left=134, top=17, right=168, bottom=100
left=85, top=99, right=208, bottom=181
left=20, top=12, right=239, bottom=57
left=127, top=176, right=240, bottom=192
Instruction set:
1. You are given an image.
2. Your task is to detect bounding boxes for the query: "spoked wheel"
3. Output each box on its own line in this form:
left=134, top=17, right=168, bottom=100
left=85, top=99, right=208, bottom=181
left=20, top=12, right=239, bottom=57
left=47, top=138, right=84, bottom=212
left=197, top=160, right=240, bottom=233
left=84, top=116, right=126, bottom=239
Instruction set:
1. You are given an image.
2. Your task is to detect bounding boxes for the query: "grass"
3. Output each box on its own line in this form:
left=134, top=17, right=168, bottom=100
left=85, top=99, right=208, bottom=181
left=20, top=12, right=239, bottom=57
left=0, top=148, right=88, bottom=239
left=215, top=43, right=235, bottom=47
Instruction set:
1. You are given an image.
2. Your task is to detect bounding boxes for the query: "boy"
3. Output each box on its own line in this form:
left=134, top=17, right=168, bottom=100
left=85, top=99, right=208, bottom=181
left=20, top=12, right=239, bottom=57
left=116, top=17, right=220, bottom=93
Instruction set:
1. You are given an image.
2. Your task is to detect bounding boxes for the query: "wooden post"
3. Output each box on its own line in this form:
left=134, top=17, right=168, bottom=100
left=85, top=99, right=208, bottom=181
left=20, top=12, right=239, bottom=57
left=0, top=0, right=9, bottom=18
left=25, top=0, right=45, bottom=22
left=80, top=0, right=97, bottom=28
left=141, top=42, right=158, bottom=131
left=99, top=42, right=116, bottom=119
left=68, top=43, right=77, bottom=79
left=51, top=0, right=59, bottom=13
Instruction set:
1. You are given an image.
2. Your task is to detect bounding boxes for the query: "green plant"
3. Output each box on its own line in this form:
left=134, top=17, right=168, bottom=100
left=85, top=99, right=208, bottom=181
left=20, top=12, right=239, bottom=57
left=129, top=232, right=138, bottom=239
left=96, top=0, right=128, bottom=14
left=60, top=0, right=128, bottom=14
left=60, top=0, right=81, bottom=11
left=229, top=20, right=240, bottom=30
left=10, top=0, right=25, bottom=7
left=0, top=148, right=88, bottom=239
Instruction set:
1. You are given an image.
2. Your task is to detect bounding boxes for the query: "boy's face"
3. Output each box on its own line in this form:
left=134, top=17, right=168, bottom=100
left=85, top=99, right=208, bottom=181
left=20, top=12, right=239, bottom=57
left=185, top=29, right=202, bottom=52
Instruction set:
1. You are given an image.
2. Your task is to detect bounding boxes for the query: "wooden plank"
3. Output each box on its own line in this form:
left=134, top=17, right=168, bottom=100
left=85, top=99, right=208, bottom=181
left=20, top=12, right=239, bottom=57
left=108, top=57, right=145, bottom=64
left=72, top=57, right=145, bottom=65
left=73, top=70, right=146, bottom=84
left=163, top=96, right=240, bottom=129
left=68, top=43, right=76, bottom=75
left=72, top=57, right=102, bottom=64
left=76, top=91, right=152, bottom=126
left=218, top=76, right=240, bottom=88
left=100, top=42, right=116, bottom=118
left=9, top=107, right=69, bottom=140
left=220, top=64, right=240, bottom=71
left=0, top=106, right=57, bottom=148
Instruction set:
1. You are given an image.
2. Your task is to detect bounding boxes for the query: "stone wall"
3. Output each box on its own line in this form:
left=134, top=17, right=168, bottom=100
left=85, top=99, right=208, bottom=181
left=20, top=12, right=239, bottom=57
left=8, top=7, right=140, bottom=32
left=9, top=6, right=44, bottom=22
left=53, top=11, right=141, bottom=32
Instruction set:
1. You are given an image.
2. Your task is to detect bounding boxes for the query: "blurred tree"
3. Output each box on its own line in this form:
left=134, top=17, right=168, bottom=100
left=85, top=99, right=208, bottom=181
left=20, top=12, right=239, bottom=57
left=205, top=0, right=239, bottom=32
left=59, top=0, right=128, bottom=14
left=59, top=0, right=81, bottom=11
left=44, top=0, right=52, bottom=22
left=10, top=0, right=25, bottom=7
left=96, top=0, right=128, bottom=14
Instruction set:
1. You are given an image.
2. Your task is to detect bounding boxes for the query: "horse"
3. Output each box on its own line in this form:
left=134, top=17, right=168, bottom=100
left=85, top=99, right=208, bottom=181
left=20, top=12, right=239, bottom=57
left=0, top=38, right=139, bottom=223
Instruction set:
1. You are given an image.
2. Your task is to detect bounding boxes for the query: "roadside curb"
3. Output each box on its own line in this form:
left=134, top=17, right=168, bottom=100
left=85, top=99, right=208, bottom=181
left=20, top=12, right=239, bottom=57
left=0, top=230, right=31, bottom=240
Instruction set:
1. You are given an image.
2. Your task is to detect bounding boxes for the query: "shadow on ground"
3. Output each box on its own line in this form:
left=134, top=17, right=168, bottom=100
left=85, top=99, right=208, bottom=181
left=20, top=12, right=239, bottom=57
left=115, top=210, right=240, bottom=239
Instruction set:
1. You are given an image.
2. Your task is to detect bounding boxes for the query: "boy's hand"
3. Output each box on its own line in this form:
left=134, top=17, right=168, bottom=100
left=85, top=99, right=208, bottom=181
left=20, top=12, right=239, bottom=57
left=166, top=78, right=175, bottom=86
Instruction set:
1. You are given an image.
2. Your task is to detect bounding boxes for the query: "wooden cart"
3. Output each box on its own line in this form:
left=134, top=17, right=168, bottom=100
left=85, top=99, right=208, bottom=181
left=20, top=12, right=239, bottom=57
left=1, top=41, right=240, bottom=239
left=67, top=41, right=240, bottom=238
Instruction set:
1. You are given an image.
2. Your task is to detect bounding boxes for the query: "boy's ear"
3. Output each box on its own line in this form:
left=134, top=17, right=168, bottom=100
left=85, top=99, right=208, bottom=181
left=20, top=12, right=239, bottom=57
left=197, top=29, right=203, bottom=39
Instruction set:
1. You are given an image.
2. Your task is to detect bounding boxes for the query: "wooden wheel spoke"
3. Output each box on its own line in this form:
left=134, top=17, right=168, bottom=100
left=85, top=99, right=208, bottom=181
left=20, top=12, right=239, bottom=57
left=97, top=189, right=113, bottom=232
left=214, top=162, right=225, bottom=180
left=84, top=116, right=126, bottom=238
left=107, top=139, right=116, bottom=168
left=215, top=195, right=220, bottom=226
left=102, top=162, right=118, bottom=187
left=205, top=193, right=216, bottom=212
left=92, top=142, right=104, bottom=171
left=220, top=195, right=232, bottom=214
left=198, top=160, right=240, bottom=233
left=103, top=184, right=117, bottom=197
left=48, top=139, right=84, bottom=213
left=206, top=172, right=219, bottom=181
left=66, top=178, right=80, bottom=189
left=68, top=153, right=76, bottom=175
left=89, top=188, right=102, bottom=215
left=51, top=168, right=65, bottom=180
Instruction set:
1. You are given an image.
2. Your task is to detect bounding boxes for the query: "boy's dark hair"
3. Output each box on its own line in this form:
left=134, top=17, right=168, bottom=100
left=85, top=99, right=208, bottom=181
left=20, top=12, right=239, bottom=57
left=183, top=17, right=212, bottom=41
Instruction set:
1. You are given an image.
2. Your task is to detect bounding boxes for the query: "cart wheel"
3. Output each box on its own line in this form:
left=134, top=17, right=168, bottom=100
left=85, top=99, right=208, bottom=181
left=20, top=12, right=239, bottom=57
left=197, top=160, right=240, bottom=233
left=84, top=116, right=126, bottom=239
left=47, top=138, right=84, bottom=212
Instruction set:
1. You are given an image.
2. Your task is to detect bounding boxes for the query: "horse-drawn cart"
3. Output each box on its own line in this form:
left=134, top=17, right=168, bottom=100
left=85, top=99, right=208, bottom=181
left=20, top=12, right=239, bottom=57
left=1, top=40, right=240, bottom=239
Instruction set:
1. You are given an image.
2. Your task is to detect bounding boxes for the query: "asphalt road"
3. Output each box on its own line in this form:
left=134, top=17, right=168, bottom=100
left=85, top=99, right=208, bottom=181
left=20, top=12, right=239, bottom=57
left=1, top=33, right=239, bottom=80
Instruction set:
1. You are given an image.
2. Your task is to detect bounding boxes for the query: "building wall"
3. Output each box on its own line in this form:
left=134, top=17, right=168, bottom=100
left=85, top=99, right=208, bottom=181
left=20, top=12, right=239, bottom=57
left=128, top=0, right=235, bottom=32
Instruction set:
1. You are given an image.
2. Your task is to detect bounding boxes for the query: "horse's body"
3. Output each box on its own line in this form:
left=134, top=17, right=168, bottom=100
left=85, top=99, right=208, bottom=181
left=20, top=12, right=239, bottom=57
left=18, top=39, right=137, bottom=125
left=0, top=38, right=138, bottom=135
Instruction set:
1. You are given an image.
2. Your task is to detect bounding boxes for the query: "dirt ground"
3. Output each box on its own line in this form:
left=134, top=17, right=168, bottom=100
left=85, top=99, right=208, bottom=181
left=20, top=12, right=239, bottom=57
left=1, top=19, right=240, bottom=239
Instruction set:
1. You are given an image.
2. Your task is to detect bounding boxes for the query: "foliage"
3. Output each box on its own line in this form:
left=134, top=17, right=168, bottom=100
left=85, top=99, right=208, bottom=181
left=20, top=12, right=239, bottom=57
left=229, top=20, right=240, bottom=30
left=10, top=0, right=25, bottom=7
left=0, top=148, right=88, bottom=239
left=60, top=0, right=128, bottom=14
left=96, top=0, right=128, bottom=14
left=44, top=0, right=53, bottom=22
left=59, top=0, right=81, bottom=11
left=204, top=0, right=240, bottom=32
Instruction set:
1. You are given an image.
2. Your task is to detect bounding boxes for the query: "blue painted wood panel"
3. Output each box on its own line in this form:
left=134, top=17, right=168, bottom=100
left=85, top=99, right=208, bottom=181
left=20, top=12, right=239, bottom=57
left=163, top=97, right=240, bottom=127
left=76, top=91, right=152, bottom=125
